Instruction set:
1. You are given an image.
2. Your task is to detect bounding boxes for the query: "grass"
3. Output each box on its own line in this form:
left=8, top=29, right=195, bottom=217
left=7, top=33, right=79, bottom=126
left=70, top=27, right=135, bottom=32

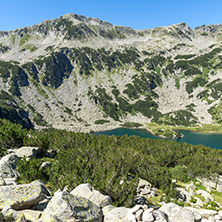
left=212, top=191, right=222, bottom=206
left=146, top=123, right=177, bottom=138
left=20, top=44, right=38, bottom=52
left=19, top=34, right=31, bottom=47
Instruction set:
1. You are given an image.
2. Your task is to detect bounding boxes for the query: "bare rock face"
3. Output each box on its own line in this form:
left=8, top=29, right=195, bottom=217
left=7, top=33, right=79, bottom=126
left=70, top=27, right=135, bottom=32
left=70, top=183, right=112, bottom=208
left=41, top=190, right=103, bottom=222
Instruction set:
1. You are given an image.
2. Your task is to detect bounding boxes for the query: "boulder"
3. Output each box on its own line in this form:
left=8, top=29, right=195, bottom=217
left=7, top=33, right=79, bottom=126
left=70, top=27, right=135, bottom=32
left=2, top=207, right=26, bottom=222
left=70, top=183, right=112, bottom=208
left=104, top=207, right=128, bottom=222
left=102, top=205, right=115, bottom=216
left=138, top=178, right=152, bottom=189
left=41, top=190, right=103, bottom=222
left=14, top=146, right=40, bottom=160
left=134, top=195, right=149, bottom=205
left=185, top=207, right=217, bottom=219
left=176, top=187, right=192, bottom=202
left=20, top=209, right=42, bottom=221
left=159, top=202, right=202, bottom=222
left=0, top=154, right=19, bottom=179
left=30, top=180, right=51, bottom=196
left=0, top=182, right=47, bottom=210
left=128, top=205, right=148, bottom=221
left=152, top=210, right=168, bottom=222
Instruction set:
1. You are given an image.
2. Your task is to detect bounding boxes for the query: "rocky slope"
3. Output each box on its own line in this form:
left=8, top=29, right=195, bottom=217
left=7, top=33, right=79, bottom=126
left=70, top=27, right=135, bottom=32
left=1, top=147, right=222, bottom=221
left=0, top=13, right=222, bottom=132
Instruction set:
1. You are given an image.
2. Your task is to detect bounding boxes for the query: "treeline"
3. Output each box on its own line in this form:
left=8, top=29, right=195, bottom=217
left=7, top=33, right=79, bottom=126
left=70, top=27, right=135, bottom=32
left=1, top=118, right=222, bottom=207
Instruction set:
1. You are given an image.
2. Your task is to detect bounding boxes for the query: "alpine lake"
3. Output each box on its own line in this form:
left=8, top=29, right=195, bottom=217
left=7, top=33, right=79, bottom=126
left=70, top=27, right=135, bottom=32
left=93, top=128, right=222, bottom=150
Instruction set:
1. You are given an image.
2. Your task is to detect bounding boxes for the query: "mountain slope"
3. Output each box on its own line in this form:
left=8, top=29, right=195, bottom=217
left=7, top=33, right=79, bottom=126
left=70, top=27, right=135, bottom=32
left=0, top=13, right=222, bottom=132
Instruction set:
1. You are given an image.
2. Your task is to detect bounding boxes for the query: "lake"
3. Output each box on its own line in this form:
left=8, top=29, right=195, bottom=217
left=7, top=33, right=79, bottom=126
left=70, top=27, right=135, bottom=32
left=93, top=128, right=222, bottom=150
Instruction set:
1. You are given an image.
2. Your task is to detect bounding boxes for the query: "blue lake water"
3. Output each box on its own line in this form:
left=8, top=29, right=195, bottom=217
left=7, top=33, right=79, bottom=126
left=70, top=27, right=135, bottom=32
left=93, top=128, right=222, bottom=150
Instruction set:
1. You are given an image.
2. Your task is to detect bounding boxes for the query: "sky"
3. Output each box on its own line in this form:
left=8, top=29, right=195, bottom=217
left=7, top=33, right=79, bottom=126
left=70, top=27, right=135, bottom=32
left=1, top=0, right=222, bottom=31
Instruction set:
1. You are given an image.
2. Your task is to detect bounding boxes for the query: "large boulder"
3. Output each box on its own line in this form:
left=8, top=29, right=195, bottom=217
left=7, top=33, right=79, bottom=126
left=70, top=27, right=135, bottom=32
left=103, top=207, right=128, bottom=222
left=13, top=146, right=40, bottom=160
left=159, top=202, right=202, bottom=222
left=0, top=154, right=19, bottom=180
left=70, top=183, right=112, bottom=208
left=41, top=190, right=103, bottom=222
left=0, top=182, right=47, bottom=210
left=185, top=207, right=218, bottom=220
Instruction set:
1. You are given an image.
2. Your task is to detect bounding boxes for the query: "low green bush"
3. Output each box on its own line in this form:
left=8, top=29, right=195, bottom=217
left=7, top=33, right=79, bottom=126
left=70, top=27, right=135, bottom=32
left=0, top=119, right=27, bottom=156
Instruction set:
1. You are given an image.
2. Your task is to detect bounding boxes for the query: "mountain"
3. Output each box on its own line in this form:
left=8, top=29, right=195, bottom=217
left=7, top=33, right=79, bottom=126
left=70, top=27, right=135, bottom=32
left=0, top=13, right=222, bottom=132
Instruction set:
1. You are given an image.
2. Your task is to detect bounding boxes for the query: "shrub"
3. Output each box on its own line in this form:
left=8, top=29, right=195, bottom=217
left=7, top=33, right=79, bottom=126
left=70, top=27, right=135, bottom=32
left=17, top=158, right=50, bottom=183
left=94, top=119, right=110, bottom=124
left=0, top=119, right=27, bottom=156
left=170, top=165, right=191, bottom=182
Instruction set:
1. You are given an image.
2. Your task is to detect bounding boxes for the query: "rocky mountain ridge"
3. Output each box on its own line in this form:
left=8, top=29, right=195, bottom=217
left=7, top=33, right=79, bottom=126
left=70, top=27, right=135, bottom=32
left=0, top=13, right=222, bottom=132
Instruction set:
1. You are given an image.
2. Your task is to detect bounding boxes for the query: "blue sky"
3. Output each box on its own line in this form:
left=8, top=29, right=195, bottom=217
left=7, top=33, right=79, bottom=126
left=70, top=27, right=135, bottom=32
left=1, top=0, right=222, bottom=31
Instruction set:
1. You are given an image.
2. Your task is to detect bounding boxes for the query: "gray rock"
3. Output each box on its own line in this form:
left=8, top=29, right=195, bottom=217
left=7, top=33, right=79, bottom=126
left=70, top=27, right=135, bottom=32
left=40, top=161, right=52, bottom=169
left=70, top=183, right=112, bottom=208
left=152, top=210, right=168, bottom=222
left=4, top=177, right=17, bottom=185
left=0, top=177, right=6, bottom=186
left=102, top=205, right=115, bottom=216
left=41, top=190, right=103, bottom=222
left=142, top=188, right=151, bottom=195
left=185, top=207, right=217, bottom=220
left=142, top=209, right=154, bottom=222
left=138, top=178, right=152, bottom=189
left=0, top=154, right=19, bottom=179
left=159, top=202, right=200, bottom=222
left=2, top=206, right=26, bottom=221
left=104, top=207, right=128, bottom=222
left=31, top=180, right=51, bottom=196
left=20, top=209, right=42, bottom=222
left=176, top=187, right=192, bottom=202
left=31, top=197, right=51, bottom=211
left=134, top=195, right=149, bottom=205
left=14, top=146, right=40, bottom=160
left=0, top=182, right=46, bottom=210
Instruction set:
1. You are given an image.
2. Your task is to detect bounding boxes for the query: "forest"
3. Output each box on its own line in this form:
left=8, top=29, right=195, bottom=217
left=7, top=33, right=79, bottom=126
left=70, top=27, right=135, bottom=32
left=1, top=118, right=222, bottom=207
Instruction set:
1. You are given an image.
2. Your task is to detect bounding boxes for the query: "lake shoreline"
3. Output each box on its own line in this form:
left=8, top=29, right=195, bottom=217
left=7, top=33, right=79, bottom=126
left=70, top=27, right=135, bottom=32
left=93, top=126, right=222, bottom=149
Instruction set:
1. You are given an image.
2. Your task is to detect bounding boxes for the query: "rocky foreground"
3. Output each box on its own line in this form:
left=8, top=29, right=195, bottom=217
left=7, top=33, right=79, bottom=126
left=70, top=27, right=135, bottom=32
left=0, top=146, right=221, bottom=221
